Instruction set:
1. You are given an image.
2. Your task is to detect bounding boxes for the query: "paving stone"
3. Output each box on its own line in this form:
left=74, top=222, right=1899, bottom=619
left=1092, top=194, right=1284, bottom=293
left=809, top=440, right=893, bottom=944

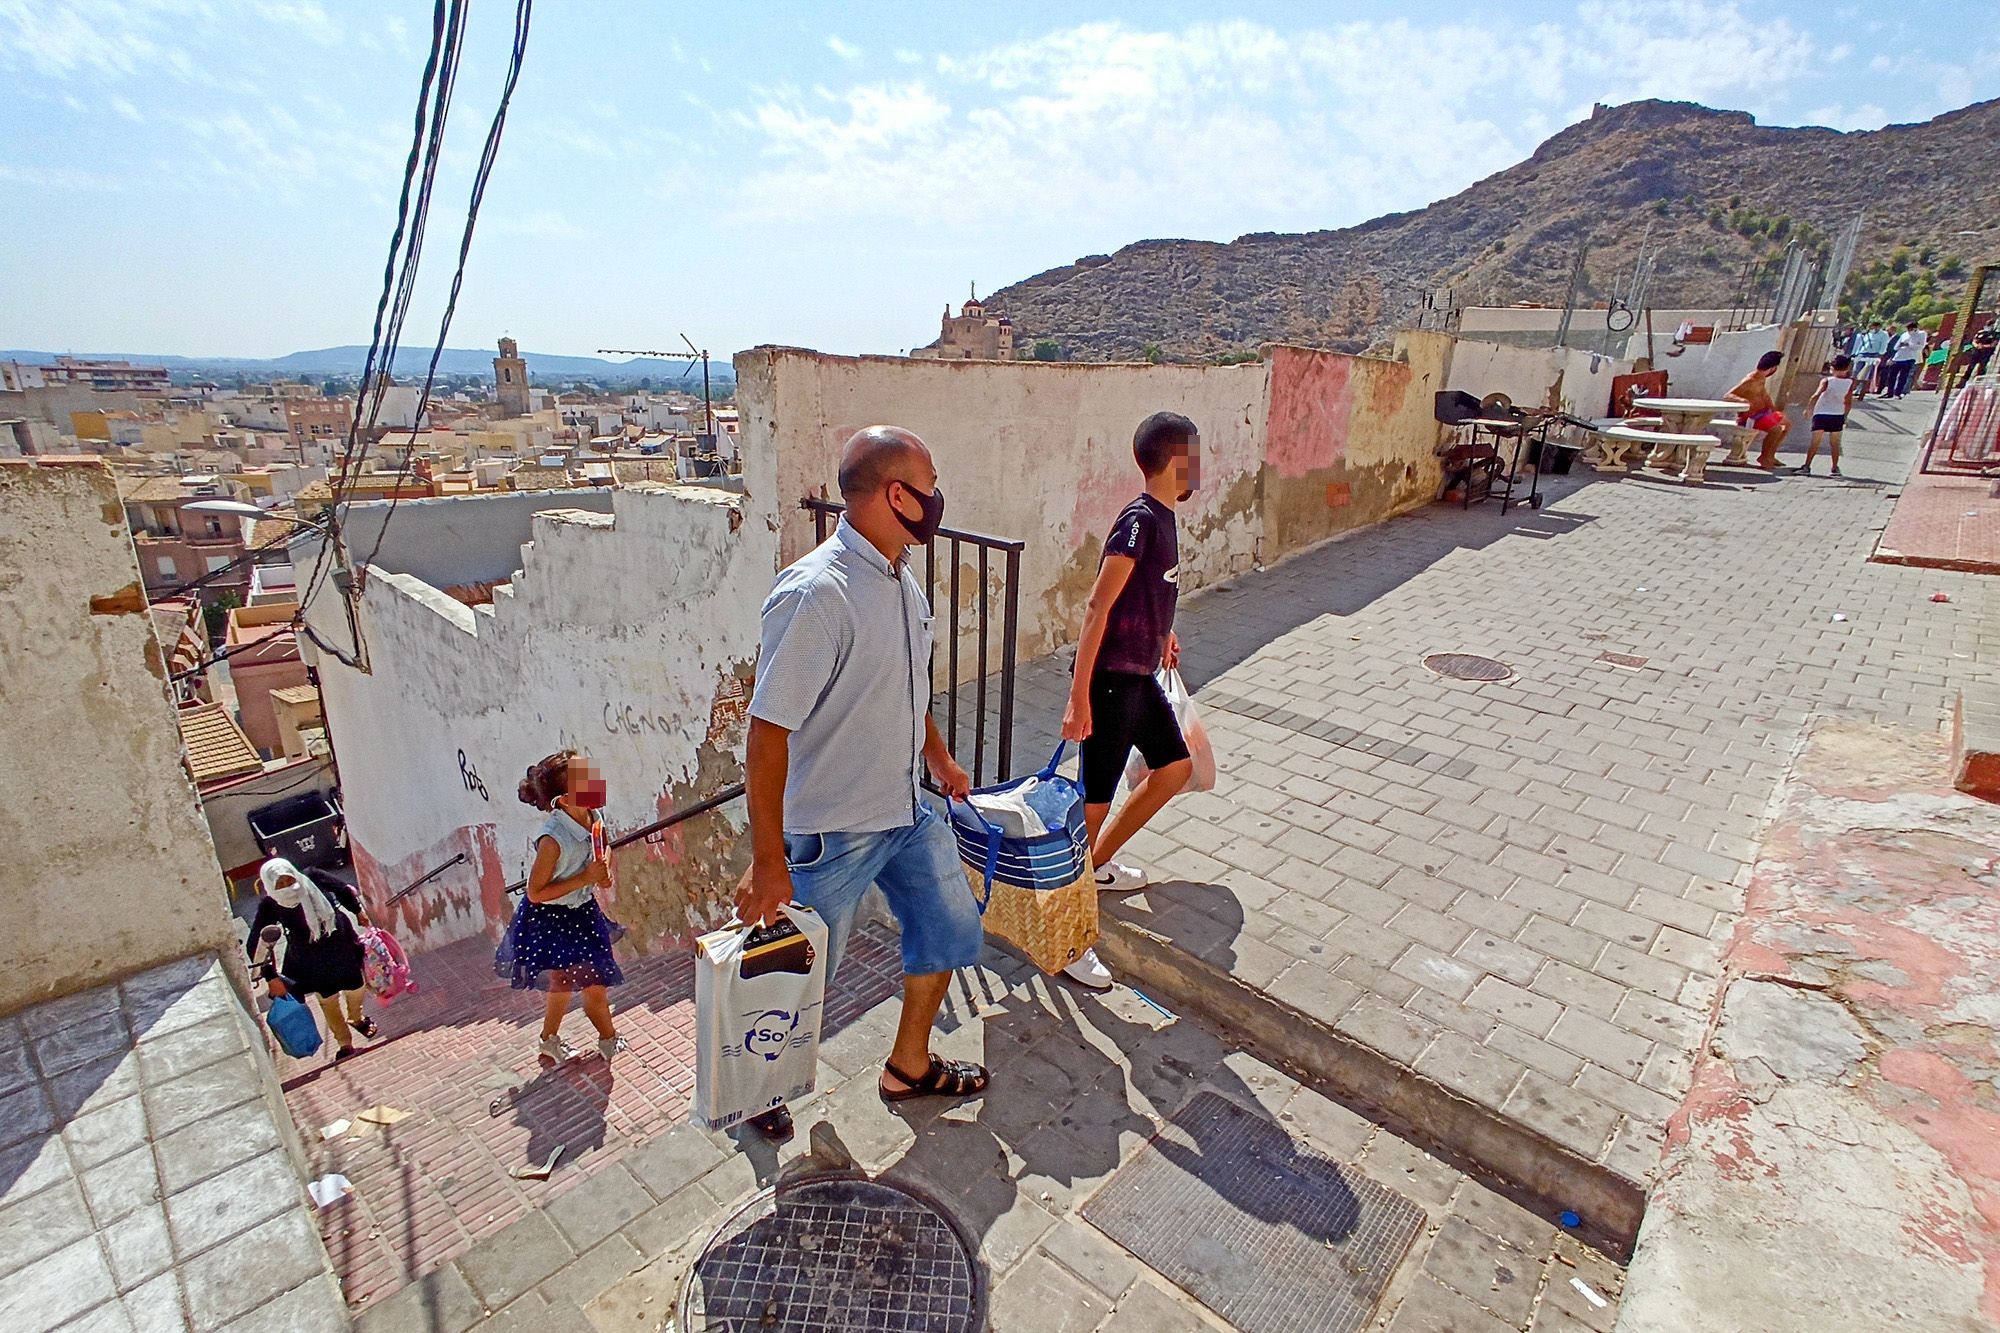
left=1359, top=1134, right=1459, bottom=1208
left=1593, top=943, right=1688, bottom=1003
left=180, top=1200, right=336, bottom=1320
left=1277, top=1084, right=1377, bottom=1158
left=79, top=1147, right=163, bottom=1225
left=458, top=1211, right=574, bottom=1310
left=120, top=1269, right=186, bottom=1333
left=1414, top=1031, right=1524, bottom=1110
left=1391, top=945, right=1481, bottom=1001
left=1387, top=1275, right=1518, bottom=1332
left=987, top=1251, right=1112, bottom=1333
left=1531, top=960, right=1627, bottom=1020
left=216, top=1273, right=350, bottom=1333
left=31, top=1020, right=136, bottom=1081
left=1422, top=1215, right=1538, bottom=1325
left=537, top=1232, right=643, bottom=1308
left=0, top=1236, right=117, bottom=1329
left=0, top=1131, right=71, bottom=1202
left=1484, top=1019, right=1588, bottom=1091
left=134, top=1015, right=248, bottom=1087
left=0, top=1083, right=57, bottom=1151
left=47, top=1053, right=144, bottom=1122
left=1501, top=1072, right=1620, bottom=1160
left=1515, top=915, right=1605, bottom=969
left=1268, top=961, right=1363, bottom=1025
left=1465, top=977, right=1562, bottom=1037
left=53, top=1298, right=136, bottom=1332
left=101, top=1202, right=174, bottom=1291
left=143, top=1056, right=264, bottom=1140
left=1036, top=1215, right=1139, bottom=1301
left=1450, top=1178, right=1555, bottom=1254
left=0, top=1176, right=95, bottom=1277
left=1454, top=931, right=1543, bottom=986
left=353, top=1261, right=483, bottom=1333
left=1100, top=1276, right=1211, bottom=1332
left=154, top=1100, right=281, bottom=1194
left=1334, top=997, right=1437, bottom=1066
left=542, top=1166, right=652, bottom=1251
left=164, top=1151, right=300, bottom=1260
left=21, top=989, right=121, bottom=1040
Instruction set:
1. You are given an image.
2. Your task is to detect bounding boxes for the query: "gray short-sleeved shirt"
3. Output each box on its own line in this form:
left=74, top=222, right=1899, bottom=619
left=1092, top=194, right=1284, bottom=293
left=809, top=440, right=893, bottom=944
left=749, top=517, right=932, bottom=834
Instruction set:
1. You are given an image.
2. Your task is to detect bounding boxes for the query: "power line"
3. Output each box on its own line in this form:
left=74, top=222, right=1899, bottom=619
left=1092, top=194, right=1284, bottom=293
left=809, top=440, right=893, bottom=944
left=360, top=0, right=535, bottom=575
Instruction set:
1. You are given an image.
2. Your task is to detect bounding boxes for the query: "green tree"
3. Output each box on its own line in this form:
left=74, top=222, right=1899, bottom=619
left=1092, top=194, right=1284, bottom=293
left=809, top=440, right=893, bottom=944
left=1030, top=339, right=1062, bottom=362
left=1140, top=342, right=1164, bottom=364
left=203, top=591, right=241, bottom=645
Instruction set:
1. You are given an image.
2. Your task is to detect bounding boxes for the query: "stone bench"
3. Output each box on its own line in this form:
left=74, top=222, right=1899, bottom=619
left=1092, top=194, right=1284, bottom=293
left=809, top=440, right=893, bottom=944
left=1592, top=425, right=1721, bottom=482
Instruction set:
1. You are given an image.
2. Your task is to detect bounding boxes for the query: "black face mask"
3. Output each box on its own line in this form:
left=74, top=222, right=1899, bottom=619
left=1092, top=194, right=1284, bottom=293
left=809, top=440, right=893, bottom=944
left=891, top=481, right=946, bottom=544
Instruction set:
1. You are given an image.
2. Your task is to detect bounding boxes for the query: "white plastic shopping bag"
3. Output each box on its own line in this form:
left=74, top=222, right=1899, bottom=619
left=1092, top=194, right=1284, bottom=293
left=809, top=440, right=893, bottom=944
left=1125, top=667, right=1218, bottom=795
left=692, top=904, right=828, bottom=1130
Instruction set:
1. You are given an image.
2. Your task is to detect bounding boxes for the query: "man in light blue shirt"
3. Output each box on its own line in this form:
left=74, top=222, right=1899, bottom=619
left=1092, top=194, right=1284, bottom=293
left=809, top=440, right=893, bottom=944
left=736, top=426, right=988, bottom=1140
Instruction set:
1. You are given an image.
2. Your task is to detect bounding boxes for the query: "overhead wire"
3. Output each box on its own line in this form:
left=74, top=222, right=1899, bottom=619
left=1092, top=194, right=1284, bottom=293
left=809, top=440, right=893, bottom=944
left=296, top=0, right=467, bottom=634
left=360, top=0, right=534, bottom=575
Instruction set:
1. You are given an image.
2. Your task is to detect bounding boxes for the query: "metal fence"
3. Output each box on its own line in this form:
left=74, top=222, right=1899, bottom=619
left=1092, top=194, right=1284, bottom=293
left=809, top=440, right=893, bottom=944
left=802, top=497, right=1025, bottom=785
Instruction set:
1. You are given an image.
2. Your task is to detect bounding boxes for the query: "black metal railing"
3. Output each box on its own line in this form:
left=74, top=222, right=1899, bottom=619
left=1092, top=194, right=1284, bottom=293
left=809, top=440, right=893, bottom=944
left=802, top=497, right=1023, bottom=785
left=392, top=782, right=748, bottom=903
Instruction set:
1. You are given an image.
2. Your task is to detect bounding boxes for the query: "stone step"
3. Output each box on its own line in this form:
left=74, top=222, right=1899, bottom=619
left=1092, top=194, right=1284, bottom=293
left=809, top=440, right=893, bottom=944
left=1095, top=910, right=1646, bottom=1260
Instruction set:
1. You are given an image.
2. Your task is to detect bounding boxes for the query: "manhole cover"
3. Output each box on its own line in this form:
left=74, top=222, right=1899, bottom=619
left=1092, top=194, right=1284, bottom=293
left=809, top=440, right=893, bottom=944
left=1422, top=652, right=1513, bottom=682
left=1082, top=1091, right=1425, bottom=1333
left=1597, top=651, right=1649, bottom=671
left=681, top=1171, right=984, bottom=1332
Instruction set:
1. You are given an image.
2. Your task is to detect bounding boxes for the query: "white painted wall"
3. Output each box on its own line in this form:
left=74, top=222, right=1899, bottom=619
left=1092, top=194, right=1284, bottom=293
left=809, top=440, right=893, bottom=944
left=1444, top=340, right=1635, bottom=417
left=0, top=460, right=237, bottom=1015
left=305, top=480, right=777, bottom=950
left=1657, top=326, right=1784, bottom=401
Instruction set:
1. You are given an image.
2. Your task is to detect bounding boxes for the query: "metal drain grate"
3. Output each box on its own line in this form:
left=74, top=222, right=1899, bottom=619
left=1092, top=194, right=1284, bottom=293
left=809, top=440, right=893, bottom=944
left=681, top=1172, right=984, bottom=1332
left=1422, top=652, right=1513, bottom=682
left=1083, top=1091, right=1425, bottom=1333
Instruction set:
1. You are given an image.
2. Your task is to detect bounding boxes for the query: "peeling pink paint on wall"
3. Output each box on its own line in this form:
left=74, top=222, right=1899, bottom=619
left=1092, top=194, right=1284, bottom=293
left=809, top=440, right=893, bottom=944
left=353, top=823, right=506, bottom=951
left=1265, top=346, right=1353, bottom=479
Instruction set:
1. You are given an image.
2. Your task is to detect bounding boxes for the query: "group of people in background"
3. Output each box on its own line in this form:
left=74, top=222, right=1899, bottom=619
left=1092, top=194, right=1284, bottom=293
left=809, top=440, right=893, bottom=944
left=1846, top=319, right=1933, bottom=399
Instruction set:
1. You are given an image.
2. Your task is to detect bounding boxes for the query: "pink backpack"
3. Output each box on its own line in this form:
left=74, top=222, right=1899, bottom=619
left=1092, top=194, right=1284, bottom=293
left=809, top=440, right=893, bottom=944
left=360, top=926, right=418, bottom=1005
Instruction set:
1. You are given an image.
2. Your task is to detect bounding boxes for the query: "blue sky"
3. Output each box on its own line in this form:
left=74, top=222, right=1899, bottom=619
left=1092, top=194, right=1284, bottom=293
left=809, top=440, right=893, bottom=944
left=2, top=0, right=1995, bottom=361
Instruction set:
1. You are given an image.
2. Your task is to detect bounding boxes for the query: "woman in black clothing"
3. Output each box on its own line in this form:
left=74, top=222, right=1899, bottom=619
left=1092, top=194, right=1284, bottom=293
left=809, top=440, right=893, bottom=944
left=249, top=858, right=377, bottom=1058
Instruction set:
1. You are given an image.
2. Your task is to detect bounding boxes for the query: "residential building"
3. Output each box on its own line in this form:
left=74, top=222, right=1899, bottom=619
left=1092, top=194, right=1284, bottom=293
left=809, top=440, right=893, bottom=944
left=224, top=601, right=309, bottom=757
left=914, top=291, right=1016, bottom=361
left=494, top=336, right=531, bottom=417
left=285, top=394, right=353, bottom=451
left=268, top=683, right=325, bottom=760
left=119, top=473, right=254, bottom=607
left=175, top=699, right=266, bottom=790
left=42, top=355, right=172, bottom=394
left=0, top=360, right=47, bottom=390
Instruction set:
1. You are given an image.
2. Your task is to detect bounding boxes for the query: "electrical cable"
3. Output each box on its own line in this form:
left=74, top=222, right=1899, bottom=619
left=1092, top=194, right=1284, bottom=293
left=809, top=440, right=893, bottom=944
left=297, top=0, right=465, bottom=624
left=360, top=0, right=533, bottom=574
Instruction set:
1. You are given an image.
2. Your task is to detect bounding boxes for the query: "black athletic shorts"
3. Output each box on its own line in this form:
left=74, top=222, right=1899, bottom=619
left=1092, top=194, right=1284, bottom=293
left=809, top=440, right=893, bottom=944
left=1810, top=413, right=1847, bottom=433
left=1079, top=670, right=1190, bottom=804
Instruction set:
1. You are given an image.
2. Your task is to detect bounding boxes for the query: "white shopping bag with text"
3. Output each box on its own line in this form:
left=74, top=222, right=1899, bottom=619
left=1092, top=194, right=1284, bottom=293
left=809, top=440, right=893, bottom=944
left=1125, top=667, right=1218, bottom=795
left=692, top=904, right=828, bottom=1130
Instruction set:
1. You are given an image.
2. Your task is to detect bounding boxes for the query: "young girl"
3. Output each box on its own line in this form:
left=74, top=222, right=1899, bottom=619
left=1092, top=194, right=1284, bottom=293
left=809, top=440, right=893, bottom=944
left=250, top=858, right=376, bottom=1060
left=498, top=751, right=627, bottom=1061
left=1800, top=353, right=1858, bottom=477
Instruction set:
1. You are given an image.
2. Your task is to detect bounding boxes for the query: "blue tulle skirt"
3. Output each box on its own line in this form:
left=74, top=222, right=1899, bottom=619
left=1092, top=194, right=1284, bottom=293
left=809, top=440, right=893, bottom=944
left=495, top=896, right=627, bottom=991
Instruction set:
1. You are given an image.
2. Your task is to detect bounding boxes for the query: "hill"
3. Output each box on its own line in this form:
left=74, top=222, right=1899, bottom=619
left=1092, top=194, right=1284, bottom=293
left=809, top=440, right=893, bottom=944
left=0, top=345, right=734, bottom=387
left=965, top=98, right=2000, bottom=361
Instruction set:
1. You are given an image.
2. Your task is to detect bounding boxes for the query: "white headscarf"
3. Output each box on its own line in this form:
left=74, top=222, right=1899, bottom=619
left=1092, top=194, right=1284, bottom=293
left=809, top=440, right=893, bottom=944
left=259, top=857, right=357, bottom=941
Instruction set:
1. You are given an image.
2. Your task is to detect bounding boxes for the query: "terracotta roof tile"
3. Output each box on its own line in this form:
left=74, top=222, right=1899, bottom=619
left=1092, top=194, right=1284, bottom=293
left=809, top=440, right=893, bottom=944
left=269, top=684, right=321, bottom=706
left=177, top=702, right=264, bottom=785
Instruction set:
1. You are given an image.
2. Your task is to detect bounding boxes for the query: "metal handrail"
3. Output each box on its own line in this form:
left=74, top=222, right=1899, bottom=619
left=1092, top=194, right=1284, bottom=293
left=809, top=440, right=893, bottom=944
left=800, top=497, right=1021, bottom=783
left=390, top=782, right=747, bottom=903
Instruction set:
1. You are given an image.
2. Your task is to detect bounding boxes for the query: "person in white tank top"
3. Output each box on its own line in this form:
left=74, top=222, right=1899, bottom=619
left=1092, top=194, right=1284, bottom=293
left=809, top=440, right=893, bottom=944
left=1800, top=354, right=1858, bottom=477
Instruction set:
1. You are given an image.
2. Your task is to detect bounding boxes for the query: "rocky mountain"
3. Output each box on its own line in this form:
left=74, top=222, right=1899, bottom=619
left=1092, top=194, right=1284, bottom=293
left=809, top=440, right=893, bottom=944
left=965, top=98, right=2000, bottom=361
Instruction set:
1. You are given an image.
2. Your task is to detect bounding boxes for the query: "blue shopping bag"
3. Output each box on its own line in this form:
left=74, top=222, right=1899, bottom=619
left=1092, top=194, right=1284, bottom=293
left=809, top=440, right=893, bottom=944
left=946, top=743, right=1090, bottom=911
left=266, top=993, right=324, bottom=1059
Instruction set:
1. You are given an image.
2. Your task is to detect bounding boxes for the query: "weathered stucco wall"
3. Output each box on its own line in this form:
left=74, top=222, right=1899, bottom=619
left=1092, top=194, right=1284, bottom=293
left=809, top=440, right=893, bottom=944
left=1656, top=325, right=1785, bottom=401
left=0, top=460, right=237, bottom=1015
left=742, top=347, right=1267, bottom=666
left=1260, top=336, right=1451, bottom=556
left=306, top=482, right=777, bottom=953
left=1444, top=338, right=1635, bottom=419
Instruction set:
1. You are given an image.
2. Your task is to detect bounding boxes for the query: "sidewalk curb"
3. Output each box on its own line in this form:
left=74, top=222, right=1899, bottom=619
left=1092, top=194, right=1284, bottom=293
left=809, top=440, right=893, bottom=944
left=1095, top=913, right=1645, bottom=1260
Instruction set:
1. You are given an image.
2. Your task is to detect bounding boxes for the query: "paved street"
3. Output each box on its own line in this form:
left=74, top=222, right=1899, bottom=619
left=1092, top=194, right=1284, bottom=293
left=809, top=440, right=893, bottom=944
left=1003, top=391, right=1994, bottom=1208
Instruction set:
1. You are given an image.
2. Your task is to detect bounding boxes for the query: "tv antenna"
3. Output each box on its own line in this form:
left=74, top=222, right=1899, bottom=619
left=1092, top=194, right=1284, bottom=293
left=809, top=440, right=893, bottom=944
left=597, top=334, right=715, bottom=440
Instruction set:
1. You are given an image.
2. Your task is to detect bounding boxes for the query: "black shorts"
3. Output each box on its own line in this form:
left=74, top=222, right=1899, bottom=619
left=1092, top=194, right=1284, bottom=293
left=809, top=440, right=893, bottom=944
left=1811, top=413, right=1847, bottom=433
left=1079, top=671, right=1189, bottom=804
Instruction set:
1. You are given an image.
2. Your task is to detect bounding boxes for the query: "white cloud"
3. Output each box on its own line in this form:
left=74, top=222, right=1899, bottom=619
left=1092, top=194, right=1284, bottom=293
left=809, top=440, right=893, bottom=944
left=728, top=3, right=1942, bottom=249
left=826, top=35, right=862, bottom=62
left=1805, top=101, right=1889, bottom=131
left=893, top=48, right=922, bottom=65
left=0, top=160, right=126, bottom=191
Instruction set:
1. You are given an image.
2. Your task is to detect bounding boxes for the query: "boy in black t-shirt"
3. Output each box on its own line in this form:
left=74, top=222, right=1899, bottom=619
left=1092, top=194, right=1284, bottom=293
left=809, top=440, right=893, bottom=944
left=1059, top=412, right=1200, bottom=988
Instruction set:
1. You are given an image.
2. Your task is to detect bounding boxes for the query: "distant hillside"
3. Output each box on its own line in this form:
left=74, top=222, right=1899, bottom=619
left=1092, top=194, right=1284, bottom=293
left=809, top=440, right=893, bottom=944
left=963, top=98, right=2000, bottom=361
left=0, top=345, right=734, bottom=386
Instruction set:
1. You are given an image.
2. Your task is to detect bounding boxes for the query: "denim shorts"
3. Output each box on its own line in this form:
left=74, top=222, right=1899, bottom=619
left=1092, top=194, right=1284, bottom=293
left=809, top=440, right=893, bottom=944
left=783, top=801, right=984, bottom=981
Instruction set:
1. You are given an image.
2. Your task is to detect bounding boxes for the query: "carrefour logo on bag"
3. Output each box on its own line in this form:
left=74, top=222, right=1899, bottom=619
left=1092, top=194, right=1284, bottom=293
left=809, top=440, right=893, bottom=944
left=743, top=1009, right=800, bottom=1062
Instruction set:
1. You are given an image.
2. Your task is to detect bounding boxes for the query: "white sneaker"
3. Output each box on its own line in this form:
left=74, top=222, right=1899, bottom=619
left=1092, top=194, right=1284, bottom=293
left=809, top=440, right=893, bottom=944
left=538, top=1034, right=573, bottom=1062
left=1093, top=861, right=1150, bottom=893
left=1063, top=947, right=1113, bottom=990
left=597, top=1036, right=627, bottom=1061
